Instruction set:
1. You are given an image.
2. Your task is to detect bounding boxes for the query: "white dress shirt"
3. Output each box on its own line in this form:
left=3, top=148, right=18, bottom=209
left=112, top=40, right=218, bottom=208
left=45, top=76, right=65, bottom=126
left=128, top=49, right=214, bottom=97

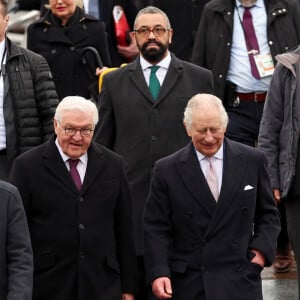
left=227, top=0, right=271, bottom=92
left=196, top=144, right=224, bottom=194
left=55, top=139, right=88, bottom=183
left=140, top=51, right=171, bottom=87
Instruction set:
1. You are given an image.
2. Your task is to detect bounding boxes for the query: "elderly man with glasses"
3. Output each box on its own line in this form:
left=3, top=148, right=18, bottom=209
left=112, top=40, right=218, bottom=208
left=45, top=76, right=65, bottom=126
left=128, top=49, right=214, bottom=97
left=9, top=96, right=137, bottom=300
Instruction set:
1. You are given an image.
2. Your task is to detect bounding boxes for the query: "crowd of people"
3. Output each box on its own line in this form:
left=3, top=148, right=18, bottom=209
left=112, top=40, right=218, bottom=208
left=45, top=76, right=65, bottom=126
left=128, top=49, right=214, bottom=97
left=1, top=0, right=300, bottom=299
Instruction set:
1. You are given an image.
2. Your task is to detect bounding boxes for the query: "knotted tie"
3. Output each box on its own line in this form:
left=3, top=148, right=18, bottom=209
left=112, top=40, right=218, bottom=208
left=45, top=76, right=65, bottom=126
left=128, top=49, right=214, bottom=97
left=149, top=65, right=160, bottom=100
left=68, top=159, right=82, bottom=190
left=243, top=7, right=260, bottom=79
left=206, top=157, right=219, bottom=201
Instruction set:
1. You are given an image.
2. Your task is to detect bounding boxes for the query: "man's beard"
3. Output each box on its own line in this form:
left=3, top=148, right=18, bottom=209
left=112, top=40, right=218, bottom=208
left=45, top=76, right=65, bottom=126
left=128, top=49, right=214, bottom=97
left=139, top=40, right=168, bottom=63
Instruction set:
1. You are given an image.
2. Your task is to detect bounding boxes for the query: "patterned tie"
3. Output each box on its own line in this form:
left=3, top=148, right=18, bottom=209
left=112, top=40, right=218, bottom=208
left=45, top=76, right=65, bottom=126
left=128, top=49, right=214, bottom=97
left=206, top=157, right=219, bottom=201
left=68, top=159, right=82, bottom=190
left=149, top=66, right=160, bottom=100
left=243, top=7, right=260, bottom=79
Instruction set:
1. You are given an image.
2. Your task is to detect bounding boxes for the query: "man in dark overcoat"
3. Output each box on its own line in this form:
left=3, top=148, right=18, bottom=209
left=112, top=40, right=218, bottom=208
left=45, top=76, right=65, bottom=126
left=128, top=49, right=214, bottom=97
left=94, top=6, right=214, bottom=299
left=144, top=94, right=280, bottom=300
left=9, top=96, right=137, bottom=300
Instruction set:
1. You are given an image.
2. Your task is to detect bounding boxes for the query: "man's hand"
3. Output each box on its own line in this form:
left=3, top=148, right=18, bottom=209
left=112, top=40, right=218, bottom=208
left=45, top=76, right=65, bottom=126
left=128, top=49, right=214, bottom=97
left=122, top=293, right=134, bottom=300
left=95, top=66, right=108, bottom=76
left=250, top=249, right=265, bottom=268
left=117, top=32, right=139, bottom=60
left=273, top=188, right=281, bottom=204
left=152, top=277, right=172, bottom=299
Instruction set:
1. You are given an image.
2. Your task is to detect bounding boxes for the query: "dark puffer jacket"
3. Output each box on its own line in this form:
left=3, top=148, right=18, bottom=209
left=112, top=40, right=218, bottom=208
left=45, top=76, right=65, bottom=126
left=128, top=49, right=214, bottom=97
left=4, top=37, right=59, bottom=169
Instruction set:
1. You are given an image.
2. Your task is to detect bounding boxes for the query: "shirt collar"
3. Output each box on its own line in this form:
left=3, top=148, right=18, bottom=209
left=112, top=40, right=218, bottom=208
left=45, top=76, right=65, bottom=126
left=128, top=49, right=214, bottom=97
left=140, top=51, right=171, bottom=71
left=236, top=0, right=264, bottom=9
left=0, top=39, right=6, bottom=60
left=196, top=143, right=224, bottom=162
left=55, top=138, right=88, bottom=165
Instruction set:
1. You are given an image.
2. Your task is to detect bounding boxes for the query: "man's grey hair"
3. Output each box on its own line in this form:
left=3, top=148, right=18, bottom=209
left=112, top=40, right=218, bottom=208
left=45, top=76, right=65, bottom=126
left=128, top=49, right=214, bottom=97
left=134, top=6, right=171, bottom=30
left=184, top=94, right=229, bottom=130
left=54, top=96, right=99, bottom=126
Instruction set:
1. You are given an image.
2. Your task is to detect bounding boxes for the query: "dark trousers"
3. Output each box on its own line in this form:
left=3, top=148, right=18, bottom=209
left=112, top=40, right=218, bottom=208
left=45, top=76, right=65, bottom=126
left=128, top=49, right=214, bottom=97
left=286, top=145, right=300, bottom=298
left=277, top=201, right=290, bottom=250
left=285, top=197, right=300, bottom=298
left=225, top=101, right=265, bottom=147
left=0, top=150, right=8, bottom=181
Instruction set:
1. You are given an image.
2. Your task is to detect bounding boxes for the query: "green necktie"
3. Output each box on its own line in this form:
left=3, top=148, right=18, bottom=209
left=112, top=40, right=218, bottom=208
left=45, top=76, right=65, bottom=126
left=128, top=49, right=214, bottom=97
left=149, top=65, right=160, bottom=100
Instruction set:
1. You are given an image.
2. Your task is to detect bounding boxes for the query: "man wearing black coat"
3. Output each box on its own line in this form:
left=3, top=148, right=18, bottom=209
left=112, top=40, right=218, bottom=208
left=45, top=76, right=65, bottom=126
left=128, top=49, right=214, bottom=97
left=9, top=96, right=137, bottom=300
left=191, top=0, right=300, bottom=274
left=95, top=6, right=214, bottom=299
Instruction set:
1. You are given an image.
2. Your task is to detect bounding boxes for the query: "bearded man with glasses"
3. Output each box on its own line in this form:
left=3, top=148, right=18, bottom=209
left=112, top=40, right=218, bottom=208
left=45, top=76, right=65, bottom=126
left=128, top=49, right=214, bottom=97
left=94, top=5, right=214, bottom=300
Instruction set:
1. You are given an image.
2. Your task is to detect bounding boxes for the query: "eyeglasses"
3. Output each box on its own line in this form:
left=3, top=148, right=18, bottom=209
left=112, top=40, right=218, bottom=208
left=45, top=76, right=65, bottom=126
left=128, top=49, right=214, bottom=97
left=56, top=121, right=94, bottom=137
left=133, top=26, right=169, bottom=37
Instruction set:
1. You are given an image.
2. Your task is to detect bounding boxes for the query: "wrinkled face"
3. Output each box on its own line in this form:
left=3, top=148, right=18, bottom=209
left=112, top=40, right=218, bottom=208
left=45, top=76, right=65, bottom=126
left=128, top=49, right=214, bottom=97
left=185, top=108, right=225, bottom=157
left=49, top=0, right=76, bottom=25
left=238, top=0, right=257, bottom=7
left=54, top=110, right=94, bottom=159
left=133, top=13, right=173, bottom=63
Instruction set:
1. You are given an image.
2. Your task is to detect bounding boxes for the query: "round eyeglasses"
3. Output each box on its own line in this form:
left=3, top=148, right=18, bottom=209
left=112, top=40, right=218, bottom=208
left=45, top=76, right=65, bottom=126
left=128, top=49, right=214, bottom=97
left=133, top=26, right=170, bottom=37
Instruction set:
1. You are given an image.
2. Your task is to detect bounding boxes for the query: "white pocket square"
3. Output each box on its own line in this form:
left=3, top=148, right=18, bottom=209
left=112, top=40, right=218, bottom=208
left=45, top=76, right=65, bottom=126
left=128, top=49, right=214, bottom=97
left=244, top=185, right=254, bottom=191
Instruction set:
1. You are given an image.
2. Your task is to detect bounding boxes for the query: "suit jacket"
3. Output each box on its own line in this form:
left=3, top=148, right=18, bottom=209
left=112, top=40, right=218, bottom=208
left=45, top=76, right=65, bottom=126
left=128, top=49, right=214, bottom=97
left=0, top=181, right=33, bottom=300
left=95, top=53, right=214, bottom=255
left=143, top=139, right=280, bottom=300
left=9, top=136, right=137, bottom=300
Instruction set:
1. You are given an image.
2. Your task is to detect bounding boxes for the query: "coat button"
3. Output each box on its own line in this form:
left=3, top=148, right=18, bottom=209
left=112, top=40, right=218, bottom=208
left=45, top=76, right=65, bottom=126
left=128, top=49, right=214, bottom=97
left=70, top=46, right=75, bottom=51
left=152, top=136, right=158, bottom=141
left=79, top=224, right=85, bottom=230
left=79, top=197, right=84, bottom=203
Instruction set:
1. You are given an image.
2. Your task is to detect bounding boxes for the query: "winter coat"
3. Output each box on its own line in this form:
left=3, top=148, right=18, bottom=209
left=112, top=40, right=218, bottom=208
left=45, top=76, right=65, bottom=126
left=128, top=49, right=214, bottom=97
left=258, top=46, right=300, bottom=198
left=191, top=0, right=300, bottom=100
left=27, top=7, right=111, bottom=100
left=4, top=38, right=59, bottom=169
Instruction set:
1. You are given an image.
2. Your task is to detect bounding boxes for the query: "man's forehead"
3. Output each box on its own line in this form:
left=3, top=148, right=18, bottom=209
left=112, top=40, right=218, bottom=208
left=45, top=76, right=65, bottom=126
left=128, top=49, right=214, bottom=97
left=135, top=13, right=167, bottom=28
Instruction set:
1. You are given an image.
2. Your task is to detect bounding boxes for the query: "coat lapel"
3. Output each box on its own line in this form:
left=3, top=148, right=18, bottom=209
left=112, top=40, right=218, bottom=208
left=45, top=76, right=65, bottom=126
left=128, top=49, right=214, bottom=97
left=80, top=143, right=104, bottom=193
left=42, top=138, right=105, bottom=194
left=155, top=54, right=183, bottom=104
left=128, top=54, right=184, bottom=105
left=42, top=136, right=78, bottom=193
left=176, top=143, right=216, bottom=216
left=129, top=58, right=154, bottom=103
left=204, top=138, right=245, bottom=237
